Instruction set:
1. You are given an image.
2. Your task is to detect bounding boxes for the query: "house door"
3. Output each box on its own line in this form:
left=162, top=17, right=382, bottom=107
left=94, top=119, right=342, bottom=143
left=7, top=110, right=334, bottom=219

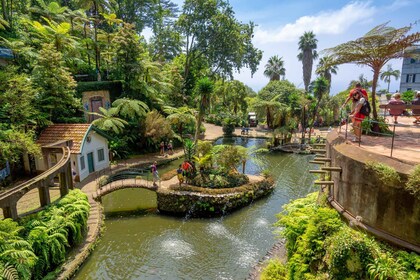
left=87, top=152, right=95, bottom=173
left=90, top=97, right=103, bottom=122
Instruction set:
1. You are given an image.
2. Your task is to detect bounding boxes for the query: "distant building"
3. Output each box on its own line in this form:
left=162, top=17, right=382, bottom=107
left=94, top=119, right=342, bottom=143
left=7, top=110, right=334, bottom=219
left=400, top=46, right=420, bottom=92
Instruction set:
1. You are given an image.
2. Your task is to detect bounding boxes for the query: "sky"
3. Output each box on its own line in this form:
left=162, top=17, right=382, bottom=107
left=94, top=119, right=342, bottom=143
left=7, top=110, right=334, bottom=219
left=147, top=0, right=420, bottom=95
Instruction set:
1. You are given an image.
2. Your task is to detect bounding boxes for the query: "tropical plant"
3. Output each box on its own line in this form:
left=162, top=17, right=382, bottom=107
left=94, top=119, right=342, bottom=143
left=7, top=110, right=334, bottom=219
left=315, top=55, right=338, bottom=94
left=183, top=138, right=196, bottom=163
left=144, top=110, right=174, bottom=145
left=380, top=64, right=400, bottom=92
left=324, top=22, right=420, bottom=119
left=163, top=106, right=196, bottom=139
left=348, top=74, right=373, bottom=90
left=112, top=98, right=149, bottom=120
left=264, top=55, right=286, bottom=81
left=297, top=31, right=318, bottom=92
left=194, top=77, right=214, bottom=142
left=308, top=77, right=329, bottom=138
left=91, top=107, right=128, bottom=134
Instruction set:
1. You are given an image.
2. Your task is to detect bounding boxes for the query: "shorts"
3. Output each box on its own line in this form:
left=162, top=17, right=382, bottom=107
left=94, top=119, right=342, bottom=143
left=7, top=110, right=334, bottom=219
left=354, top=113, right=365, bottom=121
left=177, top=174, right=183, bottom=180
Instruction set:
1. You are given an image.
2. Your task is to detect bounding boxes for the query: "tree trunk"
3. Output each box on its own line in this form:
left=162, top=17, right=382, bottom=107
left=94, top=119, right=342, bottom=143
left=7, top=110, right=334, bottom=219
left=371, top=68, right=379, bottom=120
left=194, top=112, right=204, bottom=143
left=1, top=0, right=8, bottom=24
left=308, top=99, right=321, bottom=140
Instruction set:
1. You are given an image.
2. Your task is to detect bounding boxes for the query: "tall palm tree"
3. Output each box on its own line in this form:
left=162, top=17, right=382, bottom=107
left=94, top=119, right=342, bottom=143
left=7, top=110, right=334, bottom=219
left=194, top=77, right=214, bottom=142
left=264, top=55, right=286, bottom=81
left=380, top=64, right=400, bottom=92
left=308, top=77, right=329, bottom=139
left=297, top=31, right=318, bottom=92
left=315, top=56, right=338, bottom=94
left=324, top=22, right=420, bottom=120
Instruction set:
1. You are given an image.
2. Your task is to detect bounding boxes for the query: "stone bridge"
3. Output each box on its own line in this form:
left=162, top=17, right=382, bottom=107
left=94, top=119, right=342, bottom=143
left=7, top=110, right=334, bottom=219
left=92, top=178, right=159, bottom=202
left=0, top=145, right=73, bottom=219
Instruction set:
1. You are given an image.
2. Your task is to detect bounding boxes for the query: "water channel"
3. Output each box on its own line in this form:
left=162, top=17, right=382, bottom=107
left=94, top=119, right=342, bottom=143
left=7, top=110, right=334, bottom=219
left=75, top=137, right=315, bottom=280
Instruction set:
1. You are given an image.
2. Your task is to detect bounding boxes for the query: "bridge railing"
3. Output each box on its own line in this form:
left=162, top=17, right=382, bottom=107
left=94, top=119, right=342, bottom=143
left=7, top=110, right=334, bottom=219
left=0, top=146, right=71, bottom=203
left=96, top=167, right=160, bottom=190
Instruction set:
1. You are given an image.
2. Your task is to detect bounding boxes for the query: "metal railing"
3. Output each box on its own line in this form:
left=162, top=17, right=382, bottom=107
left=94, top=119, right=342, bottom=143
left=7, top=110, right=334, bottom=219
left=338, top=112, right=420, bottom=159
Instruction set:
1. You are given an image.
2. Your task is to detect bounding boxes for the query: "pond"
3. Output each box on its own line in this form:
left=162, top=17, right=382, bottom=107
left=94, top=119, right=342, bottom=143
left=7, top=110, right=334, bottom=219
left=75, top=137, right=315, bottom=280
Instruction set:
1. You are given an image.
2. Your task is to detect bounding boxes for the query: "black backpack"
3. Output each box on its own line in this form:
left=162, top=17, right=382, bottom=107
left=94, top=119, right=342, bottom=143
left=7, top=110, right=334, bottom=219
left=359, top=99, right=371, bottom=116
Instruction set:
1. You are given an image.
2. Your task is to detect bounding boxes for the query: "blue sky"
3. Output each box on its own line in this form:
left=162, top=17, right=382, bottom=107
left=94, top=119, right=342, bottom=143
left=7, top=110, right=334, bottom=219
left=161, top=0, right=420, bottom=94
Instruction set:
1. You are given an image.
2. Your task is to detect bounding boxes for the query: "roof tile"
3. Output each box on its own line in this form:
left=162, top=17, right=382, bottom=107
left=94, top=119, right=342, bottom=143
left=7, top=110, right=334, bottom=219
left=37, top=124, right=91, bottom=154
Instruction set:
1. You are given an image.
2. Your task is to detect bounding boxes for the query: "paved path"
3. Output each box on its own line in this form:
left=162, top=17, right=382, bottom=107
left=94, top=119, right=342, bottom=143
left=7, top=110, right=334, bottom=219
left=337, top=116, right=420, bottom=164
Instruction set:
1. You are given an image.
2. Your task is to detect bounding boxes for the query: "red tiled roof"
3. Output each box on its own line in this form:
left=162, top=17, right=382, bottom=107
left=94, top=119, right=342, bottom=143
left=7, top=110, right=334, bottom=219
left=37, top=124, right=91, bottom=154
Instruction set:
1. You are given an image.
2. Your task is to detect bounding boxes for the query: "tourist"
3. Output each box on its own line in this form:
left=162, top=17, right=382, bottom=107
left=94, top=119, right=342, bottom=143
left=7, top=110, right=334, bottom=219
left=388, top=93, right=405, bottom=124
left=151, top=161, right=159, bottom=186
left=167, top=140, right=174, bottom=155
left=182, top=160, right=193, bottom=183
left=159, top=141, right=164, bottom=156
left=341, top=83, right=368, bottom=112
left=349, top=90, right=366, bottom=142
left=412, top=91, right=420, bottom=124
left=177, top=164, right=184, bottom=186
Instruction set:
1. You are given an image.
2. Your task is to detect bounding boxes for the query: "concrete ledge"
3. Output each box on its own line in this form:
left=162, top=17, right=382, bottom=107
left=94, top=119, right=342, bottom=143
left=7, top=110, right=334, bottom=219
left=326, top=131, right=420, bottom=250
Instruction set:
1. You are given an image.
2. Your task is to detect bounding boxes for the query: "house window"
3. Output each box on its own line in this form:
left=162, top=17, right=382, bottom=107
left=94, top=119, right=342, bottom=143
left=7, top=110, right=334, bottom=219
left=410, top=58, right=416, bottom=63
left=80, top=156, right=85, bottom=170
left=98, top=148, right=105, bottom=162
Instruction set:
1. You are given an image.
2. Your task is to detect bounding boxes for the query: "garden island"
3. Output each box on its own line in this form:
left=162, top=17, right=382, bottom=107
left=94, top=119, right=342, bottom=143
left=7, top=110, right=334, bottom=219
left=0, top=0, right=419, bottom=279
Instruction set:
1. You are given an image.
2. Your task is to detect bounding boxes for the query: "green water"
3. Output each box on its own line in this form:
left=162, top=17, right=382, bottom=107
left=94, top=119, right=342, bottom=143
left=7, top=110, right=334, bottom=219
left=75, top=138, right=315, bottom=280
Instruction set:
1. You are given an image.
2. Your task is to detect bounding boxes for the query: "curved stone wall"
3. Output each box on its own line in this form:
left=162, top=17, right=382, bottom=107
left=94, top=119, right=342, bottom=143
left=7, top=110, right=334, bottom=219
left=326, top=132, right=420, bottom=248
left=156, top=179, right=274, bottom=217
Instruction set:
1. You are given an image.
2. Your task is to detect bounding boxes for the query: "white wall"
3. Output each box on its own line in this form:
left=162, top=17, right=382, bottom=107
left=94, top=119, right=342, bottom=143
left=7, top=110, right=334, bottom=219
left=78, top=131, right=110, bottom=182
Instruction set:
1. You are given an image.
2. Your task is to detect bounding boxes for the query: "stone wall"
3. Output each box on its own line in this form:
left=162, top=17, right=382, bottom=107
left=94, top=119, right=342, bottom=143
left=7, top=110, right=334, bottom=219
left=327, top=132, right=420, bottom=247
left=156, top=179, right=274, bottom=217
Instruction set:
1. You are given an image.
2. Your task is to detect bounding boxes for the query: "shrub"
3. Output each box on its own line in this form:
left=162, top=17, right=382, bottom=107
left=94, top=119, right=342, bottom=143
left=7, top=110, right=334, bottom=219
left=365, top=161, right=400, bottom=187
left=261, top=259, right=287, bottom=280
left=406, top=165, right=420, bottom=199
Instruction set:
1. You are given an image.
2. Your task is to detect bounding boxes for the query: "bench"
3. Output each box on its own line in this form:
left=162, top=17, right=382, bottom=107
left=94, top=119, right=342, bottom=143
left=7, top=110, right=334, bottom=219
left=379, top=104, right=420, bottom=117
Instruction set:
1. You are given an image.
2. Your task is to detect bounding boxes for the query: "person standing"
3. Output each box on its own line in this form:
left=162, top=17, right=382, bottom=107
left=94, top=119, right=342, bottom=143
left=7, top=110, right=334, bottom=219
left=412, top=91, right=420, bottom=124
left=388, top=93, right=405, bottom=124
left=151, top=161, right=159, bottom=186
left=341, top=83, right=368, bottom=112
left=182, top=160, right=193, bottom=183
left=167, top=140, right=174, bottom=155
left=177, top=164, right=184, bottom=186
left=349, top=90, right=367, bottom=142
left=159, top=141, right=164, bottom=156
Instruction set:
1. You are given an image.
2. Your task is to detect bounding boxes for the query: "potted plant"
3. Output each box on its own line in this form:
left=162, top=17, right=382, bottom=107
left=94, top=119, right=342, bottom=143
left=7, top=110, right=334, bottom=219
left=386, top=93, right=392, bottom=100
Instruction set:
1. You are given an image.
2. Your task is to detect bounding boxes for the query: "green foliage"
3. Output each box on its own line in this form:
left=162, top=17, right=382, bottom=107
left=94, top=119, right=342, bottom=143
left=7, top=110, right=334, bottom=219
left=261, top=259, right=287, bottom=280
left=222, top=117, right=236, bottom=135
left=268, top=192, right=420, bottom=279
left=406, top=165, right=420, bottom=199
left=401, top=90, right=414, bottom=103
left=365, top=161, right=401, bottom=187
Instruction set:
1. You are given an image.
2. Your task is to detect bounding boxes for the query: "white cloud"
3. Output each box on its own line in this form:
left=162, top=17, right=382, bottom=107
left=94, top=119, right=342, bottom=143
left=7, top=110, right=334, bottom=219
left=254, top=2, right=376, bottom=44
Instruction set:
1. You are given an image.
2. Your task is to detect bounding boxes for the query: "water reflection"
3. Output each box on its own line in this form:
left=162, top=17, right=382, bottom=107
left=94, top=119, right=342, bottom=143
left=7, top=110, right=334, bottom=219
left=75, top=138, right=315, bottom=280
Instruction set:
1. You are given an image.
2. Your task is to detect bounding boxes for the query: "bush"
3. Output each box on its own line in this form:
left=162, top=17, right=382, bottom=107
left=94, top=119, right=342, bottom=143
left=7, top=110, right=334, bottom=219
left=261, top=259, right=287, bottom=280
left=365, top=161, right=401, bottom=187
left=406, top=165, right=420, bottom=199
left=401, top=90, right=414, bottom=103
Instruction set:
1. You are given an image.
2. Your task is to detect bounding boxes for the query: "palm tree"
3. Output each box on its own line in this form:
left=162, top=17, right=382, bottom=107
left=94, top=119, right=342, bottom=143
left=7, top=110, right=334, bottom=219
left=348, top=74, right=373, bottom=90
left=324, top=22, right=420, bottom=120
left=297, top=31, right=318, bottom=92
left=194, top=77, right=214, bottom=142
left=380, top=64, right=400, bottom=92
left=308, top=77, right=329, bottom=139
left=90, top=107, right=128, bottom=134
left=264, top=55, right=286, bottom=81
left=315, top=56, right=338, bottom=94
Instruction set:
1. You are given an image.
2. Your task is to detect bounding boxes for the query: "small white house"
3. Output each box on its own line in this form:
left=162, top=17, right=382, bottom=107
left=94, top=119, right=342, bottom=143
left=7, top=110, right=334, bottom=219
left=35, top=124, right=112, bottom=182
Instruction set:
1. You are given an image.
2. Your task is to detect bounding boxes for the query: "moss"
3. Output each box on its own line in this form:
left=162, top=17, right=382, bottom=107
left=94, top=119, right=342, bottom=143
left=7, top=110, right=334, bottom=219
left=365, top=161, right=400, bottom=187
left=406, top=165, right=420, bottom=199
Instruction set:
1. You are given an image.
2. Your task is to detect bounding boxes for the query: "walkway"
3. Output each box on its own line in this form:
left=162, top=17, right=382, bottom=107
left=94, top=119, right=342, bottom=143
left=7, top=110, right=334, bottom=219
left=337, top=116, right=420, bottom=165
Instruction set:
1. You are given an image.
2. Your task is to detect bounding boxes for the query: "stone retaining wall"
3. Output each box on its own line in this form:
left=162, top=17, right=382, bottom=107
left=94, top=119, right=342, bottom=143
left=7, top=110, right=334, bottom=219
left=157, top=179, right=274, bottom=217
left=327, top=132, right=420, bottom=247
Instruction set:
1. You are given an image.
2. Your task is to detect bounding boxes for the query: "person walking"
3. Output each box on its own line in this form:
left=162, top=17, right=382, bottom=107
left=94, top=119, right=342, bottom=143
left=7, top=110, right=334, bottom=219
left=167, top=140, right=174, bottom=155
left=159, top=141, right=165, bottom=156
left=151, top=161, right=159, bottom=186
